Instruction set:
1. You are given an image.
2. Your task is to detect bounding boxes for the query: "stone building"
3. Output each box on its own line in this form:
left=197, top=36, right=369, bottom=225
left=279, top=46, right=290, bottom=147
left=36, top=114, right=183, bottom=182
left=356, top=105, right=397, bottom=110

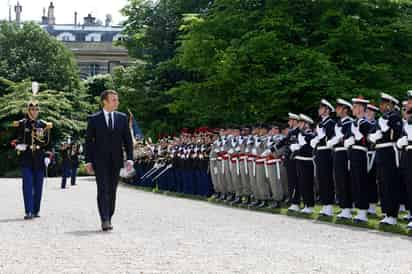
left=11, top=2, right=132, bottom=79
left=41, top=2, right=131, bottom=79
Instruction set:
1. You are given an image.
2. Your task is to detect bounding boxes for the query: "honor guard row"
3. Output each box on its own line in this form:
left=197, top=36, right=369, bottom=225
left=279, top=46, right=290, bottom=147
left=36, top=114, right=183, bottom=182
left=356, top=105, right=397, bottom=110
left=131, top=129, right=215, bottom=197
left=283, top=92, right=412, bottom=229
left=128, top=91, right=412, bottom=231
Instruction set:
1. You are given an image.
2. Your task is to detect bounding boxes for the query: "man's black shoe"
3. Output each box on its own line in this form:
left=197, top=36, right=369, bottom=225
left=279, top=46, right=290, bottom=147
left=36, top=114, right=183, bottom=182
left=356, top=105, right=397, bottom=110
left=102, top=221, right=111, bottom=231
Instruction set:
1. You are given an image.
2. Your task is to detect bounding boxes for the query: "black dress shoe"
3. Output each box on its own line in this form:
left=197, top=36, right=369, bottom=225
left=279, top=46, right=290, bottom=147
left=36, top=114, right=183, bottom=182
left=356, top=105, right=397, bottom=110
left=102, top=221, right=111, bottom=231
left=33, top=214, right=40, bottom=218
left=230, top=197, right=241, bottom=205
left=248, top=200, right=260, bottom=207
left=24, top=214, right=33, bottom=220
left=256, top=201, right=267, bottom=208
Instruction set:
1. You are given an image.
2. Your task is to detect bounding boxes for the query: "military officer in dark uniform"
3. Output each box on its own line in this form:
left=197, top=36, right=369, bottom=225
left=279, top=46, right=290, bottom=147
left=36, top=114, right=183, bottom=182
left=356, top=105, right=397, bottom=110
left=368, top=93, right=403, bottom=225
left=365, top=103, right=379, bottom=215
left=60, top=140, right=71, bottom=189
left=290, top=114, right=316, bottom=214
left=275, top=113, right=300, bottom=209
left=326, top=99, right=354, bottom=219
left=397, top=91, right=412, bottom=229
left=69, top=142, right=81, bottom=186
left=310, top=99, right=336, bottom=217
left=13, top=100, right=52, bottom=220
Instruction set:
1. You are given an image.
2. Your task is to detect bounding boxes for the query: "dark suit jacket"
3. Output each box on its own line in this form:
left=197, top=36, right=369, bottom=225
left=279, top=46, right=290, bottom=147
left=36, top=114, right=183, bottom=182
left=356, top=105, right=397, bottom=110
left=85, top=110, right=133, bottom=171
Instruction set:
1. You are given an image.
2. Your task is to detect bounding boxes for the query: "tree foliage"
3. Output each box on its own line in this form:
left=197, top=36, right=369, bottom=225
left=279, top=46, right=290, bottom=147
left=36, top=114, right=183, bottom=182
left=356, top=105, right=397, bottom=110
left=0, top=22, right=80, bottom=91
left=118, top=0, right=412, bottom=134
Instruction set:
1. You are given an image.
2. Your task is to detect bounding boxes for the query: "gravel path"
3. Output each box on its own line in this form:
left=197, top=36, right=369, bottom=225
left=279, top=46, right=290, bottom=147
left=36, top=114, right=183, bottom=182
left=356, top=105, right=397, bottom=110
left=0, top=177, right=411, bottom=274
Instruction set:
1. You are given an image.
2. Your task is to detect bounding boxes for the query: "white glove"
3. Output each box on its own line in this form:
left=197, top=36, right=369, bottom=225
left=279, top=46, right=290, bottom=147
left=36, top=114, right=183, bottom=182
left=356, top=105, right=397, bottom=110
left=334, top=125, right=344, bottom=139
left=16, top=144, right=27, bottom=151
left=344, top=136, right=355, bottom=148
left=290, top=144, right=301, bottom=152
left=310, top=136, right=320, bottom=148
left=44, top=157, right=50, bottom=167
left=378, top=117, right=389, bottom=132
left=351, top=123, right=363, bottom=141
left=316, top=126, right=326, bottom=139
left=298, top=134, right=306, bottom=146
left=405, top=123, right=412, bottom=141
left=326, top=136, right=339, bottom=148
left=262, top=149, right=271, bottom=157
left=368, top=130, right=383, bottom=143
left=235, top=146, right=241, bottom=152
left=396, top=136, right=408, bottom=149
left=228, top=148, right=234, bottom=154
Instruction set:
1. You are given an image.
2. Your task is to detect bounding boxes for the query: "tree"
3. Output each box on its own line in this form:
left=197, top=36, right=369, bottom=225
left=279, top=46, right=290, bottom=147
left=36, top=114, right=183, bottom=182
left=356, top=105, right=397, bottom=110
left=0, top=22, right=80, bottom=92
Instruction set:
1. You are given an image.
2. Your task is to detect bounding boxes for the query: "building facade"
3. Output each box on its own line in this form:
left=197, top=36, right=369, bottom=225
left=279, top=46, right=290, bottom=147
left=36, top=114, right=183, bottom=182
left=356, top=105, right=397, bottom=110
left=13, top=2, right=132, bottom=79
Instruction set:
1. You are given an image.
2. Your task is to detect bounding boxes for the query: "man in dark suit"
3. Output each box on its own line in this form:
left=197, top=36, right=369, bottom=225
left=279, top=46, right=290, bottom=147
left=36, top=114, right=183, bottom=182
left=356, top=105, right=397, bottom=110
left=85, top=90, right=133, bottom=231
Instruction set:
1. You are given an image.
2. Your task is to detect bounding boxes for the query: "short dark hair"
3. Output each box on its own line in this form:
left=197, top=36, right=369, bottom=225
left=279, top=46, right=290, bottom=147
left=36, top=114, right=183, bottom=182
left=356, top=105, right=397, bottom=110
left=100, top=90, right=118, bottom=102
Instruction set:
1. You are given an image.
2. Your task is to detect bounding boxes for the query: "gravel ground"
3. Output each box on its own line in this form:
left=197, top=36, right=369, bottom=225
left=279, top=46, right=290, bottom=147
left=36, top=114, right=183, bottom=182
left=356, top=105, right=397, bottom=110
left=0, top=177, right=411, bottom=274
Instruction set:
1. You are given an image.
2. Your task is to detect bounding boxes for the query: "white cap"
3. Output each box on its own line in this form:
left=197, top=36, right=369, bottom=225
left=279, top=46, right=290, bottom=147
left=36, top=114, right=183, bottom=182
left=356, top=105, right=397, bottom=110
left=407, top=90, right=412, bottom=98
left=336, top=98, right=352, bottom=109
left=367, top=104, right=379, bottom=112
left=402, top=100, right=408, bottom=107
left=299, top=114, right=314, bottom=125
left=288, top=112, right=300, bottom=120
left=352, top=97, right=369, bottom=105
left=320, top=99, right=335, bottom=112
left=381, top=92, right=399, bottom=105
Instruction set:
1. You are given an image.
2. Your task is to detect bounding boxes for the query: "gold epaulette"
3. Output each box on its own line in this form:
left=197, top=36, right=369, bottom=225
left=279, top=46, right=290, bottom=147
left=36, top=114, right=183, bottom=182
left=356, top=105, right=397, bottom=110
left=45, top=122, right=53, bottom=129
left=40, top=119, right=53, bottom=129
left=12, top=121, right=20, bottom=127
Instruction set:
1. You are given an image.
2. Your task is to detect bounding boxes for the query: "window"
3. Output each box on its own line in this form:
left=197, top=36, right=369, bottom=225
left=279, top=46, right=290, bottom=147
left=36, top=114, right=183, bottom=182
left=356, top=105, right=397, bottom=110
left=112, top=34, right=125, bottom=42
left=89, top=64, right=100, bottom=76
left=56, top=32, right=75, bottom=41
left=85, top=33, right=102, bottom=42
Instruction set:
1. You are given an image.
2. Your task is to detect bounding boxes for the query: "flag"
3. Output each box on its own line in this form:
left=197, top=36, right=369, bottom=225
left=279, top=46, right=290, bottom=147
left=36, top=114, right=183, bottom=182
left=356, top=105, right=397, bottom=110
left=128, top=110, right=144, bottom=140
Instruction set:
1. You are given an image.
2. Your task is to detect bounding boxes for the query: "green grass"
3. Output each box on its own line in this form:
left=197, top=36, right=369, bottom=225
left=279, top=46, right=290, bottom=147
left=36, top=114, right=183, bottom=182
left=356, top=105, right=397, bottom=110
left=122, top=182, right=412, bottom=237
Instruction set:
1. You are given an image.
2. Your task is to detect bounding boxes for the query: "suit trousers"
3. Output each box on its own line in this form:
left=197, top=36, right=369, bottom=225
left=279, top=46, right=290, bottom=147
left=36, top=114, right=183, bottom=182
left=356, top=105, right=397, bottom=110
left=95, top=161, right=120, bottom=222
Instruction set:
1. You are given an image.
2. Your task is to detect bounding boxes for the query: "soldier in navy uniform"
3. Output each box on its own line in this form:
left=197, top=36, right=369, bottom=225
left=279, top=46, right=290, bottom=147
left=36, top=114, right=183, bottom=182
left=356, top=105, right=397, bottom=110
left=69, top=142, right=81, bottom=186
left=13, top=100, right=52, bottom=220
left=368, top=93, right=403, bottom=225
left=289, top=114, right=316, bottom=214
left=310, top=99, right=336, bottom=217
left=326, top=99, right=354, bottom=219
left=60, top=141, right=71, bottom=189
left=275, top=113, right=300, bottom=208
left=365, top=103, right=379, bottom=215
left=343, top=97, right=372, bottom=222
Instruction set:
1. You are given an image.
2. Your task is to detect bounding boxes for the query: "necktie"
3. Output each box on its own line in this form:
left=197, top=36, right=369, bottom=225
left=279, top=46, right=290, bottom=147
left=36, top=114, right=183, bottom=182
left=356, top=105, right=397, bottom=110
left=108, top=113, right=113, bottom=130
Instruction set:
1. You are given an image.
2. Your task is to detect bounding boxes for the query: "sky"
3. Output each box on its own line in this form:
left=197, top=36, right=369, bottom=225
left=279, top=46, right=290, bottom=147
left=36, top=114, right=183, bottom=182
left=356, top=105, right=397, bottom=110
left=0, top=0, right=128, bottom=25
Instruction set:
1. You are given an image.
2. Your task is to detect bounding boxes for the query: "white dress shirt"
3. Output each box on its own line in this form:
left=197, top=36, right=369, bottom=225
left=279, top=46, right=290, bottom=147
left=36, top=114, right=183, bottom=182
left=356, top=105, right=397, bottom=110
left=103, top=109, right=114, bottom=129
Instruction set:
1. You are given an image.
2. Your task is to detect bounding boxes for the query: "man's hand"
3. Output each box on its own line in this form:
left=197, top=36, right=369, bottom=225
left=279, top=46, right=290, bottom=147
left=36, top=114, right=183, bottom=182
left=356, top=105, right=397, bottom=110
left=16, top=144, right=27, bottom=151
left=86, top=163, right=94, bottom=175
left=126, top=160, right=134, bottom=172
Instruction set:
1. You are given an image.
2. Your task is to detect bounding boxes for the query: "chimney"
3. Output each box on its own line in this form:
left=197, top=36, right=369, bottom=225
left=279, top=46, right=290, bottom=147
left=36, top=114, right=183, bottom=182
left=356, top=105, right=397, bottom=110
left=84, top=13, right=96, bottom=26
left=47, top=2, right=56, bottom=25
left=41, top=7, right=48, bottom=25
left=8, top=1, right=12, bottom=22
left=74, top=11, right=78, bottom=26
left=14, top=1, right=22, bottom=27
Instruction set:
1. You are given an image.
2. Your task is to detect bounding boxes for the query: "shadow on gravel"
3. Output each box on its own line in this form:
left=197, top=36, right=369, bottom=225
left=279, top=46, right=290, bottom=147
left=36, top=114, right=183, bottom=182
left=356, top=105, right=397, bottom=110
left=0, top=218, right=28, bottom=223
left=65, top=230, right=104, bottom=236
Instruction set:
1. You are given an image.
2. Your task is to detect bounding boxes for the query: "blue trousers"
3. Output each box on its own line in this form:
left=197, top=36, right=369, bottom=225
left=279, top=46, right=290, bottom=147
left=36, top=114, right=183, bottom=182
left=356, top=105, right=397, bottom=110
left=22, top=167, right=44, bottom=215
